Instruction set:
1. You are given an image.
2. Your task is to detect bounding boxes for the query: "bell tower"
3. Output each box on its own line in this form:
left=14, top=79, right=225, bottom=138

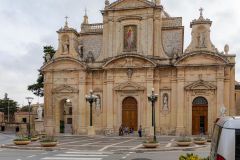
left=54, top=17, right=79, bottom=59
left=185, top=8, right=218, bottom=54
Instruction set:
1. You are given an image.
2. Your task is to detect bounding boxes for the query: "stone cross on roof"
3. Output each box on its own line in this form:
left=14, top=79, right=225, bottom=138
left=199, top=7, right=203, bottom=17
left=64, top=16, right=69, bottom=28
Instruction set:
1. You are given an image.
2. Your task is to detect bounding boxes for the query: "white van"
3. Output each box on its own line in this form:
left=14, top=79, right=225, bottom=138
left=210, top=116, right=240, bottom=160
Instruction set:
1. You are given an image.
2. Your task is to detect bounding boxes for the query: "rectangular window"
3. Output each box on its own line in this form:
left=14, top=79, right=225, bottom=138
left=236, top=129, right=240, bottom=159
left=67, top=118, right=72, bottom=124
left=22, top=118, right=27, bottom=123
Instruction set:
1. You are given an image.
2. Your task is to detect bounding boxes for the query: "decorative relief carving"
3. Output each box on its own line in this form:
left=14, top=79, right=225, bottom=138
left=162, top=29, right=183, bottom=57
left=114, top=81, right=145, bottom=91
left=104, top=57, right=155, bottom=69
left=185, top=80, right=216, bottom=90
left=52, top=84, right=79, bottom=93
left=81, top=35, right=102, bottom=61
left=127, top=68, right=133, bottom=79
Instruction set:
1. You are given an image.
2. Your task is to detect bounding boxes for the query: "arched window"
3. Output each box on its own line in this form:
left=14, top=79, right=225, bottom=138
left=192, top=96, right=208, bottom=106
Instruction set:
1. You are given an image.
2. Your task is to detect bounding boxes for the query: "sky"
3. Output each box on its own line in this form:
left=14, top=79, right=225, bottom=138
left=0, top=0, right=239, bottom=106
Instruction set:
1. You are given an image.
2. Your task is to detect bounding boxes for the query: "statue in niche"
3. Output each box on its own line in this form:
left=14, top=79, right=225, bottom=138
left=163, top=94, right=168, bottom=111
left=78, top=45, right=84, bottom=59
left=95, top=95, right=101, bottom=116
left=45, top=53, right=51, bottom=62
left=63, top=40, right=70, bottom=54
left=197, top=32, right=206, bottom=48
left=85, top=51, right=95, bottom=63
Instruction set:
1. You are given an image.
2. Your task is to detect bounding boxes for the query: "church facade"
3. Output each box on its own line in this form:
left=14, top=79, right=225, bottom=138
left=41, top=0, right=236, bottom=136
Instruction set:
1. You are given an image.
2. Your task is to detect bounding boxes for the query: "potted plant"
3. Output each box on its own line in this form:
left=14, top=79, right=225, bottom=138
left=13, top=136, right=31, bottom=145
left=40, top=136, right=57, bottom=147
left=176, top=136, right=192, bottom=147
left=179, top=153, right=209, bottom=160
left=193, top=137, right=207, bottom=145
left=30, top=131, right=39, bottom=141
left=142, top=137, right=160, bottom=148
left=31, top=135, right=39, bottom=142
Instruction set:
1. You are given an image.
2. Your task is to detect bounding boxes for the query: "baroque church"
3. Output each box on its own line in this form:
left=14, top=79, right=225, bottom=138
left=41, top=0, right=236, bottom=136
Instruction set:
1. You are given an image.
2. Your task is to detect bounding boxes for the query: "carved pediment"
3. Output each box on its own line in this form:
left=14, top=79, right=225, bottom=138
left=175, top=52, right=228, bottom=66
left=52, top=85, right=79, bottom=93
left=107, top=0, right=154, bottom=10
left=41, top=57, right=86, bottom=72
left=114, top=81, right=145, bottom=91
left=185, top=80, right=216, bottom=90
left=103, top=55, right=156, bottom=69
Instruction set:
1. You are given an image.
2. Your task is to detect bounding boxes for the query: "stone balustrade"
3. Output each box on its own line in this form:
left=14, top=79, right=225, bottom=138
left=81, top=23, right=103, bottom=33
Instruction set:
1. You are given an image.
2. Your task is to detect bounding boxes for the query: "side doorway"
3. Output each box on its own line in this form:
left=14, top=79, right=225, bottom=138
left=192, top=97, right=208, bottom=135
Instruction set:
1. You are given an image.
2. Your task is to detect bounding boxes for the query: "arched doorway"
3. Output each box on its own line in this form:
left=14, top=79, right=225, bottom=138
left=122, top=97, right=138, bottom=131
left=58, top=99, right=73, bottom=134
left=192, top=96, right=208, bottom=135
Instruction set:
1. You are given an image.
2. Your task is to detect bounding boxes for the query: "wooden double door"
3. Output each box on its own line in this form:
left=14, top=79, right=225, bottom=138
left=122, top=97, right=138, bottom=131
left=192, top=105, right=208, bottom=135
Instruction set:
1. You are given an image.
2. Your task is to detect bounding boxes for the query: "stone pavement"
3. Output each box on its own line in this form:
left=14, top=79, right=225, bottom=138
left=1, top=135, right=210, bottom=153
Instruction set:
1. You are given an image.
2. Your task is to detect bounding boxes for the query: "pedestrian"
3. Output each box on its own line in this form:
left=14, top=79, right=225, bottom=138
left=138, top=125, right=142, bottom=137
left=119, top=124, right=123, bottom=136
left=124, top=126, right=129, bottom=135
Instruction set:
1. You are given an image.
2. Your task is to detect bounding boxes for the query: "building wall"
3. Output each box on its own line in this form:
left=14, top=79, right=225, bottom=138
left=41, top=0, right=236, bottom=136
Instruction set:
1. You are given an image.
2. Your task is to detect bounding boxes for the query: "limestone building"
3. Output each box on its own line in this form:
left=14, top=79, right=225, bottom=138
left=41, top=0, right=236, bottom=136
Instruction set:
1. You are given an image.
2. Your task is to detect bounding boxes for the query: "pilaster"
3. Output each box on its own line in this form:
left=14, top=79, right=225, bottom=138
left=176, top=67, right=185, bottom=135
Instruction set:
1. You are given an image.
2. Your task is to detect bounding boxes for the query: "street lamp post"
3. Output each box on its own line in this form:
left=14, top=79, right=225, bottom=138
left=26, top=97, right=33, bottom=139
left=7, top=100, right=9, bottom=123
left=148, top=88, right=158, bottom=142
left=85, top=90, right=97, bottom=126
left=4, top=93, right=10, bottom=123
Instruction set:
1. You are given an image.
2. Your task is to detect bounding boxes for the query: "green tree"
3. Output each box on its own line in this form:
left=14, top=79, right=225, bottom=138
left=28, top=46, right=55, bottom=97
left=0, top=98, right=18, bottom=122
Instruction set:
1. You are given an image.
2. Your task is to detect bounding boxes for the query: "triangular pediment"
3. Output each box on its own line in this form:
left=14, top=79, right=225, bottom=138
left=185, top=80, right=216, bottom=90
left=108, top=0, right=154, bottom=10
left=114, top=81, right=145, bottom=91
left=52, top=85, right=79, bottom=93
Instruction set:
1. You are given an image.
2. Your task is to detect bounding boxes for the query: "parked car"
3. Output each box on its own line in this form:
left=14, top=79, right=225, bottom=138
left=210, top=116, right=240, bottom=160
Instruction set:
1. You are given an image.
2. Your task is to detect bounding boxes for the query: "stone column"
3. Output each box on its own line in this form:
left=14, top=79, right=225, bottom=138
left=147, top=18, right=153, bottom=56
left=230, top=66, right=236, bottom=115
left=108, top=20, right=113, bottom=57
left=153, top=13, right=165, bottom=57
left=170, top=77, right=177, bottom=132
left=44, top=72, right=55, bottom=136
left=78, top=71, right=87, bottom=134
left=217, top=66, right=225, bottom=117
left=146, top=68, right=154, bottom=135
left=224, top=67, right=230, bottom=115
left=176, top=68, right=185, bottom=135
left=106, top=70, right=114, bottom=132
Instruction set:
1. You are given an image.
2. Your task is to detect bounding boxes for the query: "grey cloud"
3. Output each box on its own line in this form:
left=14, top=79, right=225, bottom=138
left=0, top=0, right=240, bottom=105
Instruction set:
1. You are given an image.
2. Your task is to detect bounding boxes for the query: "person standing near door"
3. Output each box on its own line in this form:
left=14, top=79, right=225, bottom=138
left=138, top=125, right=142, bottom=137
